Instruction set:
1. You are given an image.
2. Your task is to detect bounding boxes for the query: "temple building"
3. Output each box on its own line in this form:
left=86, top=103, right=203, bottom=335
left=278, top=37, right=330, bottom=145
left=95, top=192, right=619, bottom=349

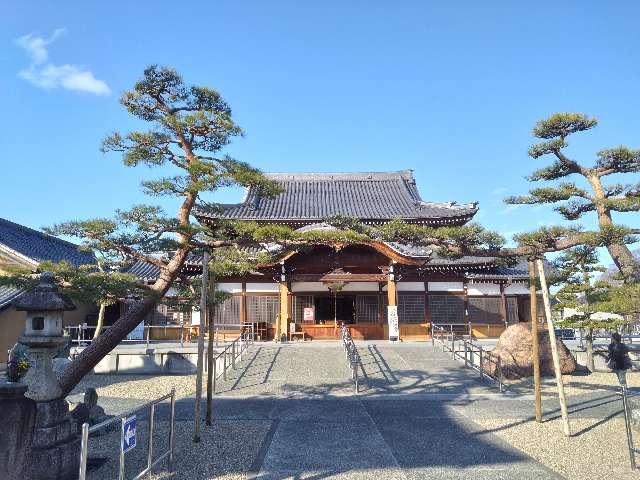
left=190, top=170, right=534, bottom=341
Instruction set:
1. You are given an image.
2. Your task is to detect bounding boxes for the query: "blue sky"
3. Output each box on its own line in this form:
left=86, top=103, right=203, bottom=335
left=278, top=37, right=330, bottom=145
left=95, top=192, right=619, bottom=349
left=1, top=1, right=638, bottom=260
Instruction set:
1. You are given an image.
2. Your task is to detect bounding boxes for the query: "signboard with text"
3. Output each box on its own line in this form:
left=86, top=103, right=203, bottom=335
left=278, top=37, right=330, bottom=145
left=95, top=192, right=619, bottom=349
left=387, top=306, right=399, bottom=341
left=303, top=307, right=315, bottom=324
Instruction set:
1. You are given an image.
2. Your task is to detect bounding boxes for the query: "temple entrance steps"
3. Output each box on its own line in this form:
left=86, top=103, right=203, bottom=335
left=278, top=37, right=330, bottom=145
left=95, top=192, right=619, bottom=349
left=212, top=341, right=502, bottom=398
left=205, top=342, right=561, bottom=479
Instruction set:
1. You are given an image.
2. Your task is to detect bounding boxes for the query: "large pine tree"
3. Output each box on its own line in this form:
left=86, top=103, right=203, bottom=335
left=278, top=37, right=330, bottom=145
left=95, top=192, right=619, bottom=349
left=506, top=113, right=640, bottom=282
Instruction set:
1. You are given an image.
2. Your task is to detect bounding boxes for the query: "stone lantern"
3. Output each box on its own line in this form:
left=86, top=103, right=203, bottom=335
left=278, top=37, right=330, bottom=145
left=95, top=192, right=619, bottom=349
left=14, top=272, right=75, bottom=402
left=13, top=272, right=80, bottom=480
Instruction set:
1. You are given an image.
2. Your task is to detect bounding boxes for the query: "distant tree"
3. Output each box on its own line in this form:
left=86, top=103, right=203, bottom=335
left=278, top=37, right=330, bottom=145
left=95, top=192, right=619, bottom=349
left=506, top=113, right=640, bottom=282
left=51, top=66, right=280, bottom=395
left=553, top=246, right=623, bottom=371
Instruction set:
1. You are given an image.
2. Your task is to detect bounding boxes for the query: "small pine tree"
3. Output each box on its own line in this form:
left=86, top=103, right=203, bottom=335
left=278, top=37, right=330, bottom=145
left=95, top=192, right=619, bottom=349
left=553, top=246, right=623, bottom=371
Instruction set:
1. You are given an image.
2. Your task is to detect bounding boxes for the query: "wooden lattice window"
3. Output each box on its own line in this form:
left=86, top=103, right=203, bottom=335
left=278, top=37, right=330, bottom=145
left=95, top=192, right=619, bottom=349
left=293, top=295, right=314, bottom=323
left=467, top=297, right=502, bottom=324
left=505, top=297, right=518, bottom=324
left=246, top=295, right=280, bottom=324
left=398, top=293, right=425, bottom=324
left=147, top=304, right=192, bottom=326
left=212, top=296, right=241, bottom=325
left=355, top=295, right=379, bottom=323
left=429, top=294, right=464, bottom=324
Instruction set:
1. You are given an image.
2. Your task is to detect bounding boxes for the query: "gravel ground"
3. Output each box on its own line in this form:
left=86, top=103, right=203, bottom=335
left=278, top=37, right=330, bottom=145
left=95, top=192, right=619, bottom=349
left=71, top=373, right=198, bottom=400
left=473, top=416, right=635, bottom=480
left=82, top=417, right=271, bottom=480
left=506, top=370, right=638, bottom=396
left=72, top=344, right=640, bottom=479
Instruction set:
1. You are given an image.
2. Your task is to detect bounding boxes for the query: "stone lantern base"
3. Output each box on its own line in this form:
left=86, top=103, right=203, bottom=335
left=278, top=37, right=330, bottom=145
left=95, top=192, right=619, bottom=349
left=0, top=381, right=36, bottom=480
left=30, top=398, right=80, bottom=480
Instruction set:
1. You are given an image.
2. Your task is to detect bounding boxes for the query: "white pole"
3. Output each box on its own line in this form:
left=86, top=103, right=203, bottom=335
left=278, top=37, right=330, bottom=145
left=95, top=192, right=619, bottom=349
left=536, top=258, right=571, bottom=437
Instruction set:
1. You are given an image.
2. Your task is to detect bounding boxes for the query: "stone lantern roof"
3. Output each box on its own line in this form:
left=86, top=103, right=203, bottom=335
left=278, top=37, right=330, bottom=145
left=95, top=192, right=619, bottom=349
left=13, top=272, right=76, bottom=312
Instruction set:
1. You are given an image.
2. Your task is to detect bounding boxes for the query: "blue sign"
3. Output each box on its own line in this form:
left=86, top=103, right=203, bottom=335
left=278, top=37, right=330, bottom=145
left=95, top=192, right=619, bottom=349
left=122, top=415, right=137, bottom=453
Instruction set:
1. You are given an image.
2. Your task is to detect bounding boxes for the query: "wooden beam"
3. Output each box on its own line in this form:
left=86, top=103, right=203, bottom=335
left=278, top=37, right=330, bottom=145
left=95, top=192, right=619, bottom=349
left=529, top=260, right=542, bottom=423
left=536, top=258, right=571, bottom=437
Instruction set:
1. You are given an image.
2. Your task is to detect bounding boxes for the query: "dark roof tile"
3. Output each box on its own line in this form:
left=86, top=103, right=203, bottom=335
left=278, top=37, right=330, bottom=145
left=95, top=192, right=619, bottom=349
left=0, top=218, right=94, bottom=266
left=196, top=170, right=477, bottom=225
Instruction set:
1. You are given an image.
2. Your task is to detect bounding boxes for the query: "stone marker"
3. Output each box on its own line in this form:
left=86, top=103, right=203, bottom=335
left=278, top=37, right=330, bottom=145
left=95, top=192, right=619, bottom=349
left=484, top=322, right=577, bottom=379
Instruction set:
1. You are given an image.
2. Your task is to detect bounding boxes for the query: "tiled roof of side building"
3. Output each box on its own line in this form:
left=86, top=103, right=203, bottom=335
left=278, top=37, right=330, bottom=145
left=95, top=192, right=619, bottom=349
left=0, top=286, right=24, bottom=311
left=195, top=170, right=478, bottom=225
left=0, top=217, right=95, bottom=266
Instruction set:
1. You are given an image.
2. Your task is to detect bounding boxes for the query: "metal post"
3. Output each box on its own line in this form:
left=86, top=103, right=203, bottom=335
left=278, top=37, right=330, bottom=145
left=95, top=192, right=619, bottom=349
left=354, top=360, right=359, bottom=394
left=621, top=384, right=637, bottom=469
left=497, top=356, right=503, bottom=393
left=463, top=341, right=468, bottom=367
left=213, top=360, right=217, bottom=395
left=223, top=350, right=227, bottom=380
left=169, top=389, right=176, bottom=470
left=147, top=403, right=155, bottom=471
left=78, top=422, right=89, bottom=480
left=119, top=417, right=126, bottom=480
left=479, top=349, right=484, bottom=380
left=232, top=341, right=236, bottom=369
left=451, top=332, right=455, bottom=359
left=146, top=327, right=150, bottom=348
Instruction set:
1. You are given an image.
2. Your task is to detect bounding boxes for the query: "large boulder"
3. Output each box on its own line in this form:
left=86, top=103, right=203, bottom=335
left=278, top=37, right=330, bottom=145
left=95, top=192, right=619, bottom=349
left=485, top=322, right=577, bottom=379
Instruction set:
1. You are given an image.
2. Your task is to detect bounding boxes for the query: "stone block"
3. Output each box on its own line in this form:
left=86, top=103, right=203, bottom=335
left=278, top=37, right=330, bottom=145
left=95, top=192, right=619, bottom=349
left=0, top=381, right=36, bottom=480
left=35, top=398, right=70, bottom=428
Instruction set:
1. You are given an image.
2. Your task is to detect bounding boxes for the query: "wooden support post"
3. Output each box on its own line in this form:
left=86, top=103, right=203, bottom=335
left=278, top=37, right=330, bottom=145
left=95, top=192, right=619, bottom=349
left=499, top=283, right=507, bottom=327
left=206, top=254, right=216, bottom=426
left=194, top=250, right=209, bottom=442
left=279, top=282, right=290, bottom=340
left=387, top=274, right=397, bottom=307
left=536, top=258, right=571, bottom=437
left=529, top=260, right=542, bottom=423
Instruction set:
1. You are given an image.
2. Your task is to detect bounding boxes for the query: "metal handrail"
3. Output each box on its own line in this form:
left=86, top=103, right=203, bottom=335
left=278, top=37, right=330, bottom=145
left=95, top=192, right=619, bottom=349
left=210, top=324, right=254, bottom=392
left=340, top=324, right=360, bottom=394
left=78, top=389, right=176, bottom=480
left=431, top=325, right=505, bottom=392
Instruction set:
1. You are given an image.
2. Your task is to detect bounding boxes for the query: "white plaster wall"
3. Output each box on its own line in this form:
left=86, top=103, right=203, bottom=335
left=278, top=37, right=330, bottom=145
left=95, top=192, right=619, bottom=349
left=291, top=282, right=329, bottom=292
left=466, top=283, right=500, bottom=296
left=217, top=282, right=243, bottom=293
left=427, top=282, right=464, bottom=292
left=504, top=284, right=530, bottom=295
left=246, top=283, right=279, bottom=293
left=343, top=282, right=380, bottom=292
left=397, top=282, right=425, bottom=292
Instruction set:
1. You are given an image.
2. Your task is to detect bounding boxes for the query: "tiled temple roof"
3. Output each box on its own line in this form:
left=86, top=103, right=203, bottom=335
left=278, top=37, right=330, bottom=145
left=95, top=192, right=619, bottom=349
left=0, top=286, right=24, bottom=312
left=196, top=170, right=477, bottom=225
left=0, top=217, right=94, bottom=266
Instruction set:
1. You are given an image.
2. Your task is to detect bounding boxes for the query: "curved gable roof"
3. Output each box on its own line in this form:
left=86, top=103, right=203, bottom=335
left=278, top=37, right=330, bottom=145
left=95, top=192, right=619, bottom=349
left=196, top=170, right=477, bottom=225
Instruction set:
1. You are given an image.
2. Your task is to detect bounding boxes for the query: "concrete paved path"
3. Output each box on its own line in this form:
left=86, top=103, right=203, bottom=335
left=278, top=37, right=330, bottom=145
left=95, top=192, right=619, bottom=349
left=208, top=342, right=564, bottom=479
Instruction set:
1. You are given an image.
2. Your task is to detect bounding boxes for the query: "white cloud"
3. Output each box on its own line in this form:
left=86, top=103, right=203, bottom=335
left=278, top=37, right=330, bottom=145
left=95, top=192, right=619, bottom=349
left=15, top=29, right=110, bottom=96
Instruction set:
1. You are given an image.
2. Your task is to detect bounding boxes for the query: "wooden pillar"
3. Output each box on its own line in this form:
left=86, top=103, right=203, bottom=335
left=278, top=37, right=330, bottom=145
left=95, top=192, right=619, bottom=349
left=499, top=283, right=507, bottom=325
left=279, top=282, right=290, bottom=340
left=240, top=281, right=247, bottom=326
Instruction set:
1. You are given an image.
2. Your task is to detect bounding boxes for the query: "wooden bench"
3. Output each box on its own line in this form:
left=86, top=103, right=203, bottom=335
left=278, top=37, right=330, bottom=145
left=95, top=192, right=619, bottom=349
left=289, top=331, right=307, bottom=341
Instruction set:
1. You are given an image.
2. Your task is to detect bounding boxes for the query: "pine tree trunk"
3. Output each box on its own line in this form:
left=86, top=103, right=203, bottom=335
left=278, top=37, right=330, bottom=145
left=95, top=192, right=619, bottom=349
left=93, top=303, right=106, bottom=339
left=587, top=175, right=640, bottom=283
left=586, top=328, right=595, bottom=372
left=57, top=249, right=189, bottom=396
